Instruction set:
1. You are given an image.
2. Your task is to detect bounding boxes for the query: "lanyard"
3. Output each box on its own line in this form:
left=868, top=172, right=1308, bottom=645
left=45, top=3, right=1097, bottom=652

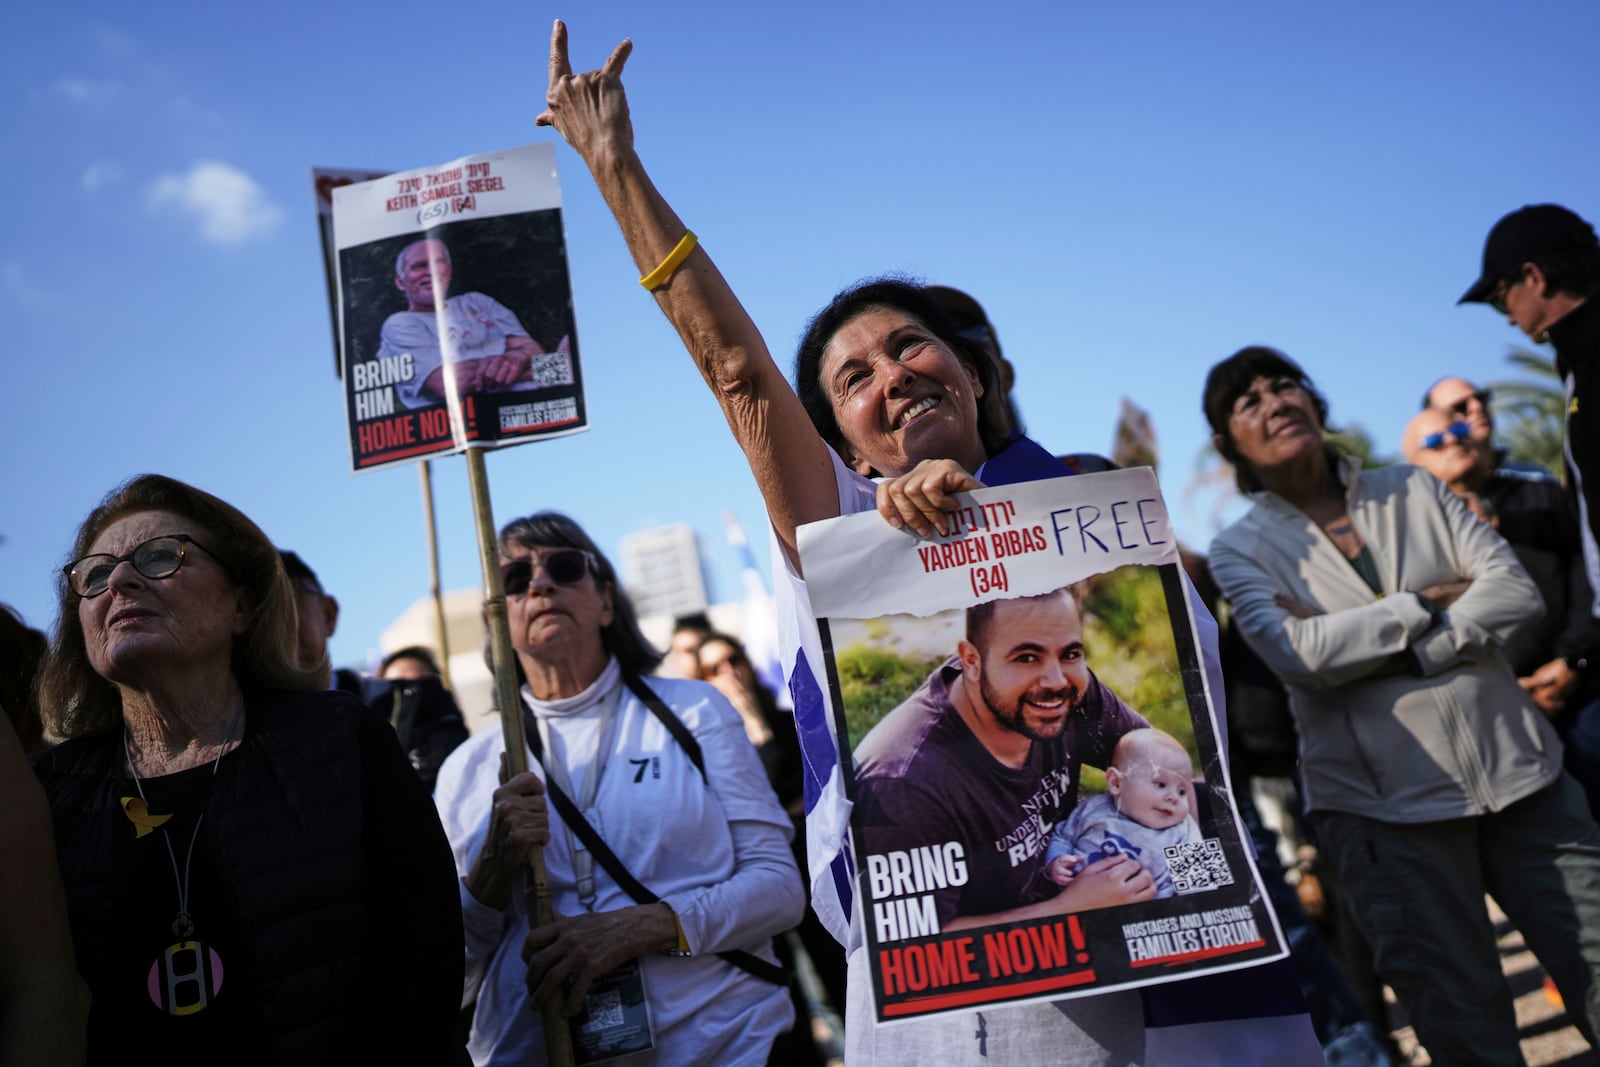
left=533, top=681, right=622, bottom=908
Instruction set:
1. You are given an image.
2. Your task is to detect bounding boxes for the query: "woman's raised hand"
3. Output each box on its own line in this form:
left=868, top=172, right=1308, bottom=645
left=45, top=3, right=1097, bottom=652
left=536, top=20, right=634, bottom=164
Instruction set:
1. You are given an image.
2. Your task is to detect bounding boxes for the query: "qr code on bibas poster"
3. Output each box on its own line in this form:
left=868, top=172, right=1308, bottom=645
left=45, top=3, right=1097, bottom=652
left=1167, top=838, right=1235, bottom=894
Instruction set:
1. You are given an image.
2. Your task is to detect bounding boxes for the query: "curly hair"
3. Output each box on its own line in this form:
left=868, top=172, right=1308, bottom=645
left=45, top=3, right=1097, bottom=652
left=1202, top=346, right=1338, bottom=494
left=38, top=475, right=320, bottom=739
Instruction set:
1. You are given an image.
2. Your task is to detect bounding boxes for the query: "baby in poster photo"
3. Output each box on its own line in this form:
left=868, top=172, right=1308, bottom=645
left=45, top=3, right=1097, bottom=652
left=1043, top=728, right=1200, bottom=899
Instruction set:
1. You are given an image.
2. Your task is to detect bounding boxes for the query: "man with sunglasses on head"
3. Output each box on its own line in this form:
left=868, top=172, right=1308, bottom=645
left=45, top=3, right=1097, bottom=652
left=1459, top=204, right=1600, bottom=613
left=279, top=550, right=468, bottom=791
left=1403, top=408, right=1600, bottom=817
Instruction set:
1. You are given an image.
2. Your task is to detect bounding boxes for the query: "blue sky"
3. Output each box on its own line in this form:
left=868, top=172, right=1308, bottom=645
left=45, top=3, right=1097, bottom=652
left=4, top=0, right=1598, bottom=671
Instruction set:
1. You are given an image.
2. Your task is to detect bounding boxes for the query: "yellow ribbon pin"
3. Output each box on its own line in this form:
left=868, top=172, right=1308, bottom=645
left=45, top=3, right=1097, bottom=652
left=121, top=796, right=171, bottom=838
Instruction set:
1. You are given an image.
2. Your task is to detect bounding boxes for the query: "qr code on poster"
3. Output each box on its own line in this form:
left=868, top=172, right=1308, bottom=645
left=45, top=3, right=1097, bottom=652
left=578, top=990, right=623, bottom=1034
left=1166, top=838, right=1234, bottom=894
left=530, top=350, right=573, bottom=387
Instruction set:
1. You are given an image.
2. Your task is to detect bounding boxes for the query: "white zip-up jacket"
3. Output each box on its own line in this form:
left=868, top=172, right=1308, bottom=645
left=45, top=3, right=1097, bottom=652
left=1210, top=456, right=1561, bottom=821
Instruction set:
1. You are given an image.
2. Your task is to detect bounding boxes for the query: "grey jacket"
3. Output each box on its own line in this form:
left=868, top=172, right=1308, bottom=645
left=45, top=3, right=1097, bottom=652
left=1210, top=457, right=1561, bottom=821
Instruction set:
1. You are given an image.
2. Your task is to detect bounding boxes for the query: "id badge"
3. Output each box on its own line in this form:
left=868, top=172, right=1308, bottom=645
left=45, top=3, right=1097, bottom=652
left=569, top=957, right=655, bottom=1064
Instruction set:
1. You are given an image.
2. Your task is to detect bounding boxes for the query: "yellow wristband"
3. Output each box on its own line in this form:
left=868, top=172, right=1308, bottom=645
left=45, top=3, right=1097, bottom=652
left=662, top=902, right=692, bottom=957
left=639, top=231, right=698, bottom=291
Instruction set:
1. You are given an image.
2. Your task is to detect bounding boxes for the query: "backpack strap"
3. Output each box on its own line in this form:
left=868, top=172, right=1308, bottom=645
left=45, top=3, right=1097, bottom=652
left=521, top=687, right=788, bottom=988
left=620, top=671, right=706, bottom=783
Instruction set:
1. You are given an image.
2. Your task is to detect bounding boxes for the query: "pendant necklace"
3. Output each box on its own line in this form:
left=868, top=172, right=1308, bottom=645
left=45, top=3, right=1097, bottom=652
left=123, top=704, right=242, bottom=1016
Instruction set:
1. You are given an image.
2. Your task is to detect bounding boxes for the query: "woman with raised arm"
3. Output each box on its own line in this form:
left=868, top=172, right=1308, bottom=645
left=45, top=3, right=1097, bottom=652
left=538, top=22, right=1316, bottom=1065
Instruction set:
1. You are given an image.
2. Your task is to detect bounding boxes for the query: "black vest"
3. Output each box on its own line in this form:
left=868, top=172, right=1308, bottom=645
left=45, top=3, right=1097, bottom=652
left=33, top=689, right=370, bottom=1064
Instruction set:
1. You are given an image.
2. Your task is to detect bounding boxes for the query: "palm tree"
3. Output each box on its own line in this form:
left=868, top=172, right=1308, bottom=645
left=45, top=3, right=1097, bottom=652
left=1490, top=348, right=1565, bottom=480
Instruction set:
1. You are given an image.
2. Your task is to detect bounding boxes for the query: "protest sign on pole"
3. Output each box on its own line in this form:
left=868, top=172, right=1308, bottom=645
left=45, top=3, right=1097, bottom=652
left=332, top=143, right=587, bottom=472
left=797, top=468, right=1286, bottom=1025
left=328, top=144, right=585, bottom=1067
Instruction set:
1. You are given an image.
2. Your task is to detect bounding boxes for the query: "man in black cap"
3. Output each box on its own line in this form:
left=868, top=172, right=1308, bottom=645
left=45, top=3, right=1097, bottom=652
left=1460, top=204, right=1600, bottom=610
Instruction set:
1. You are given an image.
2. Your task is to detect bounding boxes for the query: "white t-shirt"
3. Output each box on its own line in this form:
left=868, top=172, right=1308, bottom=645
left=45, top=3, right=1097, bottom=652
left=380, top=292, right=532, bottom=409
left=434, top=665, right=801, bottom=1067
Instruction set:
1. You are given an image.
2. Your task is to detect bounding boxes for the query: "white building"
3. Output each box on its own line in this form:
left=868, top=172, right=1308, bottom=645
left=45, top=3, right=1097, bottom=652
left=617, top=523, right=710, bottom=622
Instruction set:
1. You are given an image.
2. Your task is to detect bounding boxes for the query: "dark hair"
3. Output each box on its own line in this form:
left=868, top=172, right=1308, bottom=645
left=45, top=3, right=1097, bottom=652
left=964, top=587, right=1083, bottom=652
left=695, top=630, right=779, bottom=715
left=671, top=612, right=712, bottom=636
left=793, top=276, right=1007, bottom=474
left=39, top=474, right=320, bottom=739
left=496, top=512, right=661, bottom=677
left=0, top=605, right=47, bottom=752
left=1534, top=243, right=1600, bottom=301
left=381, top=645, right=440, bottom=676
left=278, top=550, right=324, bottom=593
left=1202, top=346, right=1333, bottom=494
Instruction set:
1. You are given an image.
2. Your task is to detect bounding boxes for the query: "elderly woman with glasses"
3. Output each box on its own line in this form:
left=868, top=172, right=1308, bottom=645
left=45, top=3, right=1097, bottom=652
left=432, top=512, right=803, bottom=1067
left=1206, top=346, right=1600, bottom=1065
left=30, top=474, right=463, bottom=1065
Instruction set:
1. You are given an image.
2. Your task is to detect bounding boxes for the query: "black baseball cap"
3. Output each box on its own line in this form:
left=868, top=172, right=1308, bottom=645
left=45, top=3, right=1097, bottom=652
left=1458, top=204, right=1598, bottom=304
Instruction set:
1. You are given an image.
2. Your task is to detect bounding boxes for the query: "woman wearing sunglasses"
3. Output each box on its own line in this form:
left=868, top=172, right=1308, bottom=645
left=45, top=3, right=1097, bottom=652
left=29, top=474, right=464, bottom=1065
left=432, top=512, right=803, bottom=1067
left=1205, top=348, right=1600, bottom=1064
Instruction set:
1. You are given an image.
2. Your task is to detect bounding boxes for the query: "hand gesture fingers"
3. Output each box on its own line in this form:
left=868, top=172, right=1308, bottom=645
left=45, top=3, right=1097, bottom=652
left=601, top=37, right=632, bottom=79
left=536, top=22, right=635, bottom=157
left=536, top=20, right=572, bottom=126
left=547, top=19, right=572, bottom=86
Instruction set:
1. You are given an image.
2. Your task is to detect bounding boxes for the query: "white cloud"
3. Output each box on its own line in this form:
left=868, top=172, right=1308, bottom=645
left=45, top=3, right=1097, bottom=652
left=147, top=161, right=284, bottom=246
left=52, top=76, right=121, bottom=108
left=81, top=160, right=124, bottom=192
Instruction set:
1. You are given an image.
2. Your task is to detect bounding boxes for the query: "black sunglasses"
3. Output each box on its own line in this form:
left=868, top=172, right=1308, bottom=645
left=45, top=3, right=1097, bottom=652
left=1447, top=389, right=1492, bottom=419
left=1488, top=274, right=1520, bottom=316
left=499, top=549, right=596, bottom=596
left=65, top=534, right=229, bottom=599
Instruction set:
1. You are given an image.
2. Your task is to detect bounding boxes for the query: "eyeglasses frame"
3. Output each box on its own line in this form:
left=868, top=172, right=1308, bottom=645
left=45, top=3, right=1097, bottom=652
left=65, top=533, right=232, bottom=599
